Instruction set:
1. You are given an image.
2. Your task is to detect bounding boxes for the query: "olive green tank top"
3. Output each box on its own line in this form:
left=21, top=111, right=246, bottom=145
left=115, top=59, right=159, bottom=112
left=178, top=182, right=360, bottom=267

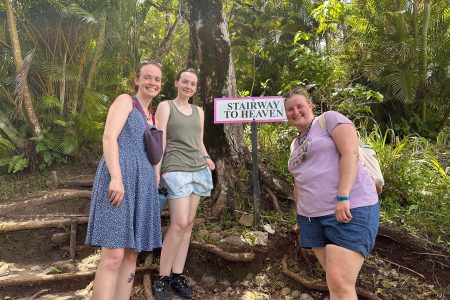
left=161, top=100, right=206, bottom=173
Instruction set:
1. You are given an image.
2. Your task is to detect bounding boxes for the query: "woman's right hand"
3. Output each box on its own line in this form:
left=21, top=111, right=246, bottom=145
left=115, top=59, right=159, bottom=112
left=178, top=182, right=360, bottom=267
left=335, top=201, right=352, bottom=223
left=109, top=177, right=125, bottom=207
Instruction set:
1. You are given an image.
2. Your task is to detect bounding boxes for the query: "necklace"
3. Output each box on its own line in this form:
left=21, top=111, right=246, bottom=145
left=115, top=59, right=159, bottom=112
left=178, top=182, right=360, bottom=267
left=296, top=118, right=314, bottom=146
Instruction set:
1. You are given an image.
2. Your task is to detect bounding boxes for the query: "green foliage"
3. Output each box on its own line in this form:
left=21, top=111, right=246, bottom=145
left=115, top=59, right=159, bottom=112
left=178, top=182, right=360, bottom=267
left=436, top=128, right=450, bottom=149
left=311, top=0, right=350, bottom=35
left=0, top=137, right=15, bottom=152
left=0, top=0, right=150, bottom=170
left=241, top=228, right=258, bottom=246
left=0, top=137, right=28, bottom=173
left=259, top=210, right=296, bottom=234
left=363, top=127, right=450, bottom=245
left=338, top=0, right=450, bottom=136
left=0, top=155, right=28, bottom=173
left=32, top=132, right=68, bottom=169
left=244, top=122, right=297, bottom=182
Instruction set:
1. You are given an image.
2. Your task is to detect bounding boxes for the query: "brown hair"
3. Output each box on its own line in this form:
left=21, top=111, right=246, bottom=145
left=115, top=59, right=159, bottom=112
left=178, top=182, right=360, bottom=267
left=133, top=59, right=163, bottom=92
left=283, top=86, right=313, bottom=103
left=176, top=68, right=199, bottom=81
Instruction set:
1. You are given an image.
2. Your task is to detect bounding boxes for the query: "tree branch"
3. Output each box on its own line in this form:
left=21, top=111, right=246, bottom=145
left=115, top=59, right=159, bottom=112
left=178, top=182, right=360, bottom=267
left=153, top=16, right=181, bottom=60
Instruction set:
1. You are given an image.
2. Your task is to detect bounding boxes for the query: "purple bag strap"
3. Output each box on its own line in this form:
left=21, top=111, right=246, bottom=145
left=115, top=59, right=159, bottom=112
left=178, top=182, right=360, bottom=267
left=131, top=96, right=156, bottom=127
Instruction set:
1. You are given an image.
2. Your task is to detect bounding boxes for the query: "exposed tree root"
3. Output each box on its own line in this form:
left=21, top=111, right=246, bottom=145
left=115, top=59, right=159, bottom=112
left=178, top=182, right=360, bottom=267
left=259, top=163, right=291, bottom=199
left=0, top=217, right=88, bottom=232
left=0, top=189, right=91, bottom=216
left=209, top=159, right=230, bottom=218
left=51, top=232, right=71, bottom=245
left=143, top=253, right=155, bottom=300
left=281, top=256, right=328, bottom=292
left=281, top=256, right=381, bottom=300
left=30, top=289, right=50, bottom=299
left=191, top=241, right=255, bottom=262
left=378, top=257, right=426, bottom=280
left=0, top=265, right=158, bottom=288
left=262, top=185, right=282, bottom=214
left=56, top=175, right=94, bottom=188
left=378, top=223, right=449, bottom=267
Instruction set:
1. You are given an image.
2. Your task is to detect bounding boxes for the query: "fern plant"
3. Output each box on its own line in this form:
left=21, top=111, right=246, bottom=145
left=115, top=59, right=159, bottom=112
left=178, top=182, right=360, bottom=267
left=0, top=137, right=28, bottom=173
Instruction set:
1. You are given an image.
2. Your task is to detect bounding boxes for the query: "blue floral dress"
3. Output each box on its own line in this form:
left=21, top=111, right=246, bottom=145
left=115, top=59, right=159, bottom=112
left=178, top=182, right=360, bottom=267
left=86, top=105, right=162, bottom=252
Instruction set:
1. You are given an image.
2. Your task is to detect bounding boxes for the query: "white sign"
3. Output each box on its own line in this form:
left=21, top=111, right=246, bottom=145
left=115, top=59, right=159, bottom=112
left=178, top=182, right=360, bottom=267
left=214, top=96, right=286, bottom=124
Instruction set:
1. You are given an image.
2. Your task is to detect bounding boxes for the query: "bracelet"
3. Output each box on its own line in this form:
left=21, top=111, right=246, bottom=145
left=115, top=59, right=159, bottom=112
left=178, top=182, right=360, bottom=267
left=337, top=195, right=349, bottom=201
left=203, top=155, right=211, bottom=160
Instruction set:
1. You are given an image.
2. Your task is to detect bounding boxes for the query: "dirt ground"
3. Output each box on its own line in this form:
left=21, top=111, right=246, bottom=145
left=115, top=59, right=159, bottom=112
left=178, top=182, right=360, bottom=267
left=0, top=165, right=449, bottom=300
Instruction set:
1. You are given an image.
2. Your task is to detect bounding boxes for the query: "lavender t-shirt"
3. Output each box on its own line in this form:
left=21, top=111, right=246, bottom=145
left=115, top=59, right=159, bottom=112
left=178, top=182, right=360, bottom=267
left=288, top=111, right=378, bottom=217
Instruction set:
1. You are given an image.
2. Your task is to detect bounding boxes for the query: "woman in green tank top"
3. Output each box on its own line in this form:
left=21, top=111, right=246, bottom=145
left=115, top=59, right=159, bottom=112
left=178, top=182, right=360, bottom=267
left=153, top=68, right=215, bottom=300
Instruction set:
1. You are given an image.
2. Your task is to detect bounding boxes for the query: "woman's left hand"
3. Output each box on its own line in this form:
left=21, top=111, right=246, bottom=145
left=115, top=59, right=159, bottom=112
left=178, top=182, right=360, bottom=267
left=155, top=172, right=160, bottom=187
left=335, top=201, right=352, bottom=223
left=206, top=158, right=215, bottom=171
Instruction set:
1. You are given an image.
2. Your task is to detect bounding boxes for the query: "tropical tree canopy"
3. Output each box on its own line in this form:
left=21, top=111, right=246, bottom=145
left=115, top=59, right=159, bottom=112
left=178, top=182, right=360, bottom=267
left=0, top=0, right=448, bottom=172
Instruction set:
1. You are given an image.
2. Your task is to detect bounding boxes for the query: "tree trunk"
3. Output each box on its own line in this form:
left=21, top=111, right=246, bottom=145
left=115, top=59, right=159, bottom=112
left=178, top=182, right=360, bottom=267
left=188, top=0, right=250, bottom=217
left=59, top=52, right=67, bottom=115
left=80, top=11, right=107, bottom=114
left=0, top=108, right=27, bottom=150
left=420, top=0, right=431, bottom=121
left=153, top=15, right=181, bottom=61
left=85, top=12, right=107, bottom=91
left=187, top=0, right=292, bottom=217
left=413, top=0, right=419, bottom=40
left=4, top=0, right=42, bottom=137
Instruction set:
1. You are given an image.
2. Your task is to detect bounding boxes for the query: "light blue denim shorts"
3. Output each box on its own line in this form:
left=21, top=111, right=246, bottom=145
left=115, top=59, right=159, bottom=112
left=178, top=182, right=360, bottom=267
left=161, top=167, right=213, bottom=200
left=297, top=202, right=380, bottom=257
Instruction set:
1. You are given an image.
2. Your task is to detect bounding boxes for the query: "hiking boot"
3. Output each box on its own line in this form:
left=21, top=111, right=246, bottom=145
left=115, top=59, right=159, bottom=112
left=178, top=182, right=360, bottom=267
left=153, top=276, right=172, bottom=300
left=171, top=274, right=195, bottom=300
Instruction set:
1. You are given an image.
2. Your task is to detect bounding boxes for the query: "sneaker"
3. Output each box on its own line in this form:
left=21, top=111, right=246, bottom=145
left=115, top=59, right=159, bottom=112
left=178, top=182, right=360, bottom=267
left=153, top=276, right=172, bottom=300
left=171, top=274, right=195, bottom=300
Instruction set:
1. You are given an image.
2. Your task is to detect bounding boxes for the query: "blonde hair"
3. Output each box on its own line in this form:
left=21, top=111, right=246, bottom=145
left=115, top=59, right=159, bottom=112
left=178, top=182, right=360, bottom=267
left=283, top=86, right=313, bottom=104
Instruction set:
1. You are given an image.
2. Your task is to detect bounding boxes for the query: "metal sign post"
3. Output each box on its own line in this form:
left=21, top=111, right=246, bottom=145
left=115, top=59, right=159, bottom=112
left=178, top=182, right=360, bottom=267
left=251, top=121, right=261, bottom=226
left=214, top=96, right=286, bottom=227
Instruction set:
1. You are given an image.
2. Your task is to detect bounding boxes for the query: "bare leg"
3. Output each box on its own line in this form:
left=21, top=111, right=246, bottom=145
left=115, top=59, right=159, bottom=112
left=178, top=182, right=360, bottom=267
left=159, top=194, right=200, bottom=276
left=171, top=194, right=201, bottom=273
left=92, top=248, right=125, bottom=300
left=312, top=247, right=327, bottom=270
left=113, top=248, right=139, bottom=300
left=325, top=244, right=364, bottom=300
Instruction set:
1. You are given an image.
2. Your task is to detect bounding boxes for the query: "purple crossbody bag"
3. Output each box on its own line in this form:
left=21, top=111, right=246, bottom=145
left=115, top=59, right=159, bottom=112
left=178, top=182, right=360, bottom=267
left=131, top=96, right=163, bottom=165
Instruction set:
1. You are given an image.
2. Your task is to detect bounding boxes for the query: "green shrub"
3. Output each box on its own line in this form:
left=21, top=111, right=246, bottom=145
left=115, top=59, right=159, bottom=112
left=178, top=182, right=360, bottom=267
left=363, top=127, right=449, bottom=245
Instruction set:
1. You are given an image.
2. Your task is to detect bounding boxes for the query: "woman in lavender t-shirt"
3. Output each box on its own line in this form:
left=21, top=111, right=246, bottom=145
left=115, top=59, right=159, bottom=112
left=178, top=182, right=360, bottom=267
left=284, top=86, right=379, bottom=300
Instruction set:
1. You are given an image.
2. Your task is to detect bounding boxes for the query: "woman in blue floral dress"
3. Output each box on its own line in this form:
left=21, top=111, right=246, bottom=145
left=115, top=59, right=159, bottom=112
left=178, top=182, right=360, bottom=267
left=86, top=61, right=163, bottom=299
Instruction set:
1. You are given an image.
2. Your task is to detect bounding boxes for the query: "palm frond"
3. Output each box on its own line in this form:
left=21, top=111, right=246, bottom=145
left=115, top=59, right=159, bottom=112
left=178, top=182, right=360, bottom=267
left=14, top=48, right=35, bottom=110
left=0, top=137, right=15, bottom=151
left=60, top=132, right=78, bottom=155
left=41, top=94, right=62, bottom=110
left=443, top=6, right=450, bottom=21
left=47, top=1, right=98, bottom=24
left=384, top=64, right=419, bottom=104
left=41, top=62, right=80, bottom=84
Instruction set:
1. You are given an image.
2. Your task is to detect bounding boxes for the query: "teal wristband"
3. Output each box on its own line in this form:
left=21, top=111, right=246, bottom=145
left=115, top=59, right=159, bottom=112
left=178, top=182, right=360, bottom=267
left=337, top=195, right=349, bottom=201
